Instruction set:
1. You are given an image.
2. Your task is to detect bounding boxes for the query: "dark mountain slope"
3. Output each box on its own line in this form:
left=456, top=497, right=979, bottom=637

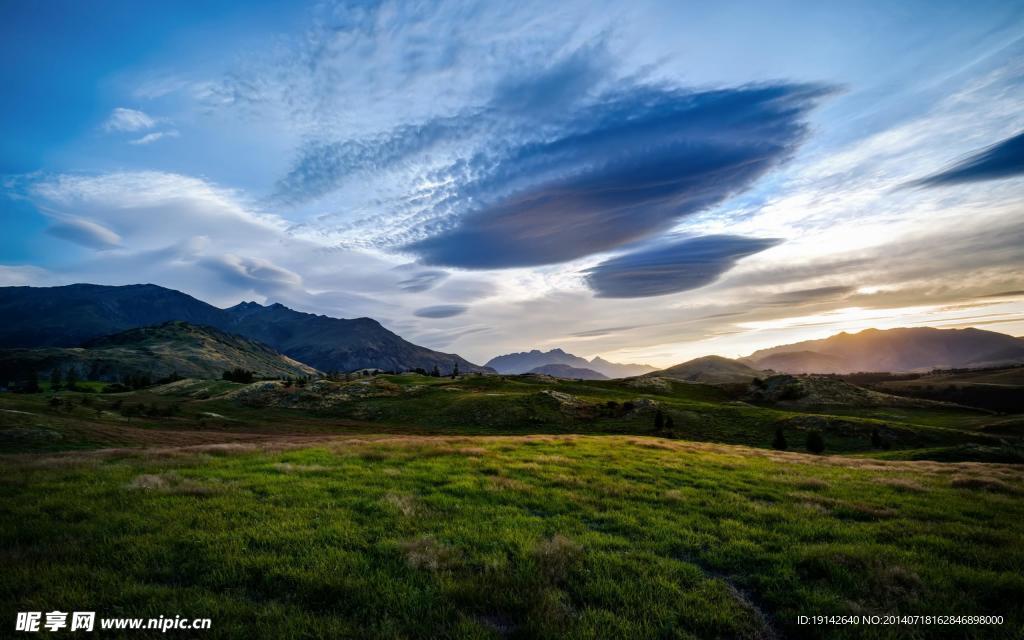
left=0, top=321, right=318, bottom=382
left=746, top=327, right=1024, bottom=373
left=0, top=284, right=490, bottom=374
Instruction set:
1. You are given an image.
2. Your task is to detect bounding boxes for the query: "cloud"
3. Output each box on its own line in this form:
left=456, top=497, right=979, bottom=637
left=102, top=107, right=157, bottom=132
left=414, top=304, right=468, bottom=318
left=584, top=235, right=780, bottom=298
left=910, top=130, right=1024, bottom=187
left=405, top=84, right=828, bottom=268
left=767, top=286, right=855, bottom=305
left=129, top=130, right=180, bottom=145
left=45, top=217, right=122, bottom=249
left=199, top=254, right=302, bottom=291
left=396, top=268, right=449, bottom=293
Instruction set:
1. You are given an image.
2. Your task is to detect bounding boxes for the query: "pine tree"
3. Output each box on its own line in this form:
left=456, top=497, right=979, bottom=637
left=452, top=362, right=460, bottom=378
left=25, top=370, right=40, bottom=394
left=49, top=369, right=62, bottom=391
left=806, top=431, right=825, bottom=454
left=654, top=409, right=664, bottom=432
left=772, top=427, right=787, bottom=450
left=431, top=365, right=440, bottom=377
left=664, top=415, right=675, bottom=436
left=871, top=428, right=883, bottom=449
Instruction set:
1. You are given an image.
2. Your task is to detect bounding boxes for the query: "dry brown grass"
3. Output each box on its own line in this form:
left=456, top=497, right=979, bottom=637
left=533, top=534, right=582, bottom=583
left=399, top=536, right=456, bottom=571
left=950, top=476, right=1020, bottom=495
left=384, top=493, right=419, bottom=517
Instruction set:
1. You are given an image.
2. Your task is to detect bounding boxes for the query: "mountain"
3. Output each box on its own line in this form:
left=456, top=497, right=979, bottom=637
left=746, top=327, right=1024, bottom=373
left=0, top=284, right=491, bottom=375
left=219, top=301, right=489, bottom=374
left=650, top=355, right=764, bottom=384
left=485, top=348, right=655, bottom=378
left=0, top=321, right=318, bottom=382
left=527, top=364, right=608, bottom=380
left=587, top=356, right=657, bottom=378
left=751, top=350, right=846, bottom=374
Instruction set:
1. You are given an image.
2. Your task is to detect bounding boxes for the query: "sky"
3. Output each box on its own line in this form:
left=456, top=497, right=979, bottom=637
left=2, top=0, right=1023, bottom=367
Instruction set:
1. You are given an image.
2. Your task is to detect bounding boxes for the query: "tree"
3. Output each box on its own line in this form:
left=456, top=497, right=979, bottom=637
left=65, top=369, right=79, bottom=392
left=451, top=362, right=460, bottom=378
left=654, top=409, right=664, bottom=432
left=24, top=370, right=40, bottom=394
left=49, top=369, right=62, bottom=391
left=871, top=428, right=884, bottom=449
left=806, top=431, right=825, bottom=454
left=772, top=427, right=788, bottom=450
left=663, top=415, right=675, bottom=436
left=431, top=365, right=441, bottom=378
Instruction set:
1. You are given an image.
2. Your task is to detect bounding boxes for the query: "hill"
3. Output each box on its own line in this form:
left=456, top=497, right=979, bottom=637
left=0, top=284, right=490, bottom=375
left=486, top=348, right=655, bottom=377
left=746, top=327, right=1024, bottom=373
left=0, top=321, right=318, bottom=382
left=527, top=364, right=608, bottom=380
left=651, top=355, right=763, bottom=384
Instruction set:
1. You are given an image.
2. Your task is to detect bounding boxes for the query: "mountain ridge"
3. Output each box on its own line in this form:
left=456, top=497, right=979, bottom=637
left=0, top=284, right=491, bottom=375
left=485, top=348, right=655, bottom=378
left=745, top=327, right=1024, bottom=373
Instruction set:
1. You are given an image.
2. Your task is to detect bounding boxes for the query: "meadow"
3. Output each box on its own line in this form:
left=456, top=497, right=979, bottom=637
left=2, top=373, right=1023, bottom=638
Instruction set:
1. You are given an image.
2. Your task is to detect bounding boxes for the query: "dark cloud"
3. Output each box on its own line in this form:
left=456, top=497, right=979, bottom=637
left=413, top=304, right=468, bottom=318
left=407, top=84, right=829, bottom=268
left=584, top=235, right=780, bottom=298
left=911, top=130, right=1024, bottom=187
left=397, top=269, right=449, bottom=292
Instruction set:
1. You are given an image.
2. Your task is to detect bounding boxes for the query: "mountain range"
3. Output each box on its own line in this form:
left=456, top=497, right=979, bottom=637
left=0, top=321, right=318, bottom=382
left=526, top=364, right=609, bottom=380
left=744, top=327, right=1024, bottom=373
left=485, top=348, right=656, bottom=378
left=0, top=284, right=491, bottom=375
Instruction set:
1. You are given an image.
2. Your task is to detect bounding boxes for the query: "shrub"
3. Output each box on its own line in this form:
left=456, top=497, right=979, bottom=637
left=772, top=427, right=788, bottom=450
left=806, top=431, right=825, bottom=454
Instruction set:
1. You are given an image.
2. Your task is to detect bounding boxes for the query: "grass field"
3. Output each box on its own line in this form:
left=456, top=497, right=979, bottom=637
left=2, top=374, right=1023, bottom=638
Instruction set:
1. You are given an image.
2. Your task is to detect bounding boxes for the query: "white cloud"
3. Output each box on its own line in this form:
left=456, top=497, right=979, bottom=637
left=102, top=107, right=157, bottom=132
left=129, top=130, right=179, bottom=145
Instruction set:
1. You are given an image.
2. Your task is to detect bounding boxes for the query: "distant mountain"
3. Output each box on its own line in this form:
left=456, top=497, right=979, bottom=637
left=650, top=355, right=763, bottom=384
left=752, top=350, right=846, bottom=375
left=486, top=348, right=655, bottom=378
left=746, top=327, right=1024, bottom=373
left=587, top=356, right=657, bottom=378
left=527, top=364, right=608, bottom=380
left=0, top=284, right=491, bottom=375
left=0, top=321, right=318, bottom=382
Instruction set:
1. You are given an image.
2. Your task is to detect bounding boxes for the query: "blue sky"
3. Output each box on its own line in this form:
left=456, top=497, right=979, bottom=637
left=2, top=0, right=1023, bottom=366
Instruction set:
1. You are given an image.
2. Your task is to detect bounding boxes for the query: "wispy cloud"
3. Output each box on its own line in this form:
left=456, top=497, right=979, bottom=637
left=129, top=130, right=179, bottom=145
left=102, top=107, right=157, bottom=132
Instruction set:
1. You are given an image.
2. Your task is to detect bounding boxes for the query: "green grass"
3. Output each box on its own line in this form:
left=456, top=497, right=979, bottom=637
left=1, top=436, right=1022, bottom=639
left=2, top=374, right=1022, bottom=638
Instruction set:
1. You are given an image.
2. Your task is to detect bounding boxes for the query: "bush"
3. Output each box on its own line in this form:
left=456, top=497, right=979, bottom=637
left=223, top=368, right=255, bottom=384
left=772, top=427, right=788, bottom=450
left=806, top=431, right=825, bottom=454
